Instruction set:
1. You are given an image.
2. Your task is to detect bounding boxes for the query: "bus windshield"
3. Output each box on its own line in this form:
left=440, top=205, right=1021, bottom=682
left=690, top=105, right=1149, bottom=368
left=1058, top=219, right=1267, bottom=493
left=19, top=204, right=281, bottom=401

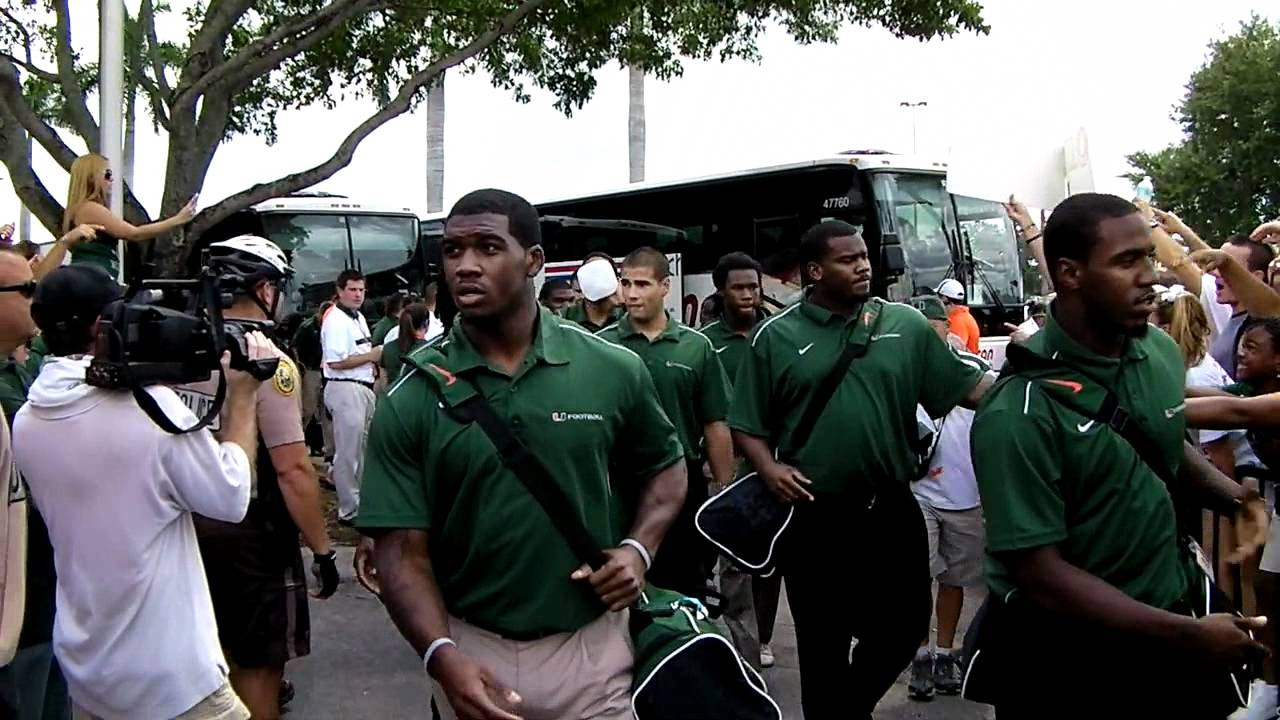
left=260, top=212, right=417, bottom=287
left=870, top=172, right=952, bottom=297
left=953, top=195, right=1021, bottom=308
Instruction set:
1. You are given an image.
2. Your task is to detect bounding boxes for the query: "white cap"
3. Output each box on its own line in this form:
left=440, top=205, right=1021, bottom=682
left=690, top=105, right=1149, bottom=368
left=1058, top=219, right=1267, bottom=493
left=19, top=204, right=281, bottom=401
left=936, top=278, right=965, bottom=302
left=577, top=258, right=618, bottom=302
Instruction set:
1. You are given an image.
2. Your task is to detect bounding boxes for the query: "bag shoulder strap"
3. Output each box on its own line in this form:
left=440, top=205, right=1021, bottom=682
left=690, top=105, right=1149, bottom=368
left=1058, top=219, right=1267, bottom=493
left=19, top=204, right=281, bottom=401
left=442, top=382, right=609, bottom=571
left=789, top=299, right=884, bottom=452
left=1003, top=342, right=1177, bottom=486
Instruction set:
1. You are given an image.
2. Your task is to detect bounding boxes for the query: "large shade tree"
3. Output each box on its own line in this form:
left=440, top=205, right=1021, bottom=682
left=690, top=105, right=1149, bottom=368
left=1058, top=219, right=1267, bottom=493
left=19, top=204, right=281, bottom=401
left=0, top=0, right=987, bottom=275
left=1128, top=16, right=1280, bottom=243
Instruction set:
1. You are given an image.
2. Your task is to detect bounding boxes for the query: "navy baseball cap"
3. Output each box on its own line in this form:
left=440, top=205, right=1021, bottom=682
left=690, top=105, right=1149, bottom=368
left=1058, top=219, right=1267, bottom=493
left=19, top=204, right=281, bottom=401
left=31, top=265, right=123, bottom=334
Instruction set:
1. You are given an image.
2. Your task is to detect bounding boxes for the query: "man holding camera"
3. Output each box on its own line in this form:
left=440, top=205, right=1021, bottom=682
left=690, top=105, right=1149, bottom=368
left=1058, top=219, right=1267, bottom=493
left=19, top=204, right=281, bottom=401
left=321, top=269, right=380, bottom=524
left=174, top=236, right=339, bottom=719
left=11, top=264, right=270, bottom=719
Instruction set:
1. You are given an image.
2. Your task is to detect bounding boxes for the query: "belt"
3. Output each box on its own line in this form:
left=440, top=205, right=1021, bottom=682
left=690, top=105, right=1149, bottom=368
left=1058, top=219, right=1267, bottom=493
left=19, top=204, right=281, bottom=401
left=325, top=377, right=374, bottom=390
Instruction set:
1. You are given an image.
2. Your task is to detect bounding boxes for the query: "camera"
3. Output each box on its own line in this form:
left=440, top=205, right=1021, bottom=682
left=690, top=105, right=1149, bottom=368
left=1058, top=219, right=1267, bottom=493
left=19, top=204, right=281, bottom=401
left=85, top=263, right=279, bottom=433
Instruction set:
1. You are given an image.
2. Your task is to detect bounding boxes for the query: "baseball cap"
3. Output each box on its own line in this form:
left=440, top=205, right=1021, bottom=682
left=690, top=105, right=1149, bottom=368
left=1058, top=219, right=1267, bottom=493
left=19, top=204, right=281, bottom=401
left=936, top=278, right=965, bottom=302
left=577, top=258, right=619, bottom=302
left=31, top=264, right=123, bottom=334
left=909, top=295, right=948, bottom=322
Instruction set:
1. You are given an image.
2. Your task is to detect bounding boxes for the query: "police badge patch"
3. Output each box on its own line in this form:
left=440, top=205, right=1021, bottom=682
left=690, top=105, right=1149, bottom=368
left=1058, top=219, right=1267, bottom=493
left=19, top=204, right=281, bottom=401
left=273, top=357, right=298, bottom=396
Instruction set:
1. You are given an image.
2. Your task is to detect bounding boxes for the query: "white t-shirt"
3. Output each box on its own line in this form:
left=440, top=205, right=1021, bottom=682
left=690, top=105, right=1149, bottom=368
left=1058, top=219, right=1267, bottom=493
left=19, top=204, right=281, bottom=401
left=1186, top=353, right=1261, bottom=468
left=13, top=357, right=251, bottom=719
left=913, top=353, right=996, bottom=511
left=382, top=312, right=443, bottom=348
left=321, top=305, right=375, bottom=381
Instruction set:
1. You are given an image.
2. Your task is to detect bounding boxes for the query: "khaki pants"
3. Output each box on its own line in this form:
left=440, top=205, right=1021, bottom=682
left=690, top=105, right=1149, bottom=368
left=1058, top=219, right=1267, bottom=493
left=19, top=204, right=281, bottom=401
left=323, top=380, right=376, bottom=521
left=73, top=680, right=248, bottom=720
left=716, top=558, right=761, bottom=672
left=300, top=369, right=333, bottom=456
left=432, top=611, right=633, bottom=720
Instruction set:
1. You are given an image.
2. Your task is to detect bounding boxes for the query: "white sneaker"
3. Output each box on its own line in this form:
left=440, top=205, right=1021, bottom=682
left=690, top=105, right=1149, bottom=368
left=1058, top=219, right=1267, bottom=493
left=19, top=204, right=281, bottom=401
left=1241, top=681, right=1278, bottom=720
left=760, top=644, right=775, bottom=668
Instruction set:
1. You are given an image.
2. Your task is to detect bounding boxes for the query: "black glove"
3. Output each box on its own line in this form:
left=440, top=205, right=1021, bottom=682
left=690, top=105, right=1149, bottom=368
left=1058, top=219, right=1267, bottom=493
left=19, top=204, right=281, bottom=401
left=311, top=550, right=340, bottom=599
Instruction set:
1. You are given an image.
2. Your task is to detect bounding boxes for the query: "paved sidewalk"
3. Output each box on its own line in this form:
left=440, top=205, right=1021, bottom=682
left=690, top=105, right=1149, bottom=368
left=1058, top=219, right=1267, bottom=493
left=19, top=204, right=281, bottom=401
left=286, top=548, right=994, bottom=719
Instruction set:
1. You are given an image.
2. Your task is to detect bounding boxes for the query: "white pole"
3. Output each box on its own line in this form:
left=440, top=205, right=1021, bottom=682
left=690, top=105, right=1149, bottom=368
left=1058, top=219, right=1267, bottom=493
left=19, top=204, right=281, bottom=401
left=18, top=137, right=30, bottom=243
left=100, top=0, right=125, bottom=279
left=425, top=74, right=445, bottom=214
left=628, top=66, right=645, bottom=183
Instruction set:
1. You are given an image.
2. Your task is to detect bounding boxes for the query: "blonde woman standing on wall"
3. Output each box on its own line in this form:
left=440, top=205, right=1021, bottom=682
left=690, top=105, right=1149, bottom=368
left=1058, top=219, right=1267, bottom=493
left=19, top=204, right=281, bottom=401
left=63, top=153, right=197, bottom=279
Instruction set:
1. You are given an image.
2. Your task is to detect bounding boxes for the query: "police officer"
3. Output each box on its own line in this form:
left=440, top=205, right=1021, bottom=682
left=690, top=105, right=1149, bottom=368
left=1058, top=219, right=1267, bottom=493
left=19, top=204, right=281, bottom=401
left=597, top=246, right=734, bottom=598
left=359, top=189, right=686, bottom=720
left=175, top=236, right=340, bottom=720
left=971, top=194, right=1269, bottom=717
left=729, top=220, right=992, bottom=719
left=699, top=251, right=770, bottom=668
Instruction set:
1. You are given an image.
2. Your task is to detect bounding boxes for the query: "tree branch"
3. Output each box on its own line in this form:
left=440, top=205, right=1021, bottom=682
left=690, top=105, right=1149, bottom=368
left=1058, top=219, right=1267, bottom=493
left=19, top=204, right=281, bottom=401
left=190, top=0, right=548, bottom=238
left=0, top=55, right=79, bottom=170
left=139, top=0, right=173, bottom=99
left=178, top=0, right=375, bottom=105
left=0, top=52, right=58, bottom=83
left=51, top=0, right=100, bottom=150
left=0, top=102, right=66, bottom=236
left=134, top=72, right=172, bottom=131
left=173, top=0, right=254, bottom=110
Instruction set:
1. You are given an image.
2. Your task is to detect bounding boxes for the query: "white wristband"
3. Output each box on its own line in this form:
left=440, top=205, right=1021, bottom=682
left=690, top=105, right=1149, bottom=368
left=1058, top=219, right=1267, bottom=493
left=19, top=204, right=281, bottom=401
left=619, top=538, right=652, bottom=570
left=422, top=637, right=456, bottom=675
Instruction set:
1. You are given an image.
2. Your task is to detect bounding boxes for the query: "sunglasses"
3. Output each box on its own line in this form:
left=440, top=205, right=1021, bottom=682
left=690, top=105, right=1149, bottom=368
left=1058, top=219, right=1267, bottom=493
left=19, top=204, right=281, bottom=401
left=0, top=281, right=37, bottom=298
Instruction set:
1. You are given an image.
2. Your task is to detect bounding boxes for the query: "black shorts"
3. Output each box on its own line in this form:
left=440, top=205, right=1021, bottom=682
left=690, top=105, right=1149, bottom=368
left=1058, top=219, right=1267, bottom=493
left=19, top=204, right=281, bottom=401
left=195, top=513, right=310, bottom=669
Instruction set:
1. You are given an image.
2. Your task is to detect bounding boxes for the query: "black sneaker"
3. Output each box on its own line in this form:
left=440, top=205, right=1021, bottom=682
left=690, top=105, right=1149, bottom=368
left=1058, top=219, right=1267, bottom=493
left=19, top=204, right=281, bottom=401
left=934, top=652, right=962, bottom=695
left=908, top=651, right=934, bottom=701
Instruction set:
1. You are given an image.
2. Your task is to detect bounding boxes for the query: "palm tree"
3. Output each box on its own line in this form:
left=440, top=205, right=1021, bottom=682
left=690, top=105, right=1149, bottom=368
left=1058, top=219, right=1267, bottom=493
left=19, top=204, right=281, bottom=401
left=426, top=73, right=446, bottom=213
left=628, top=65, right=644, bottom=183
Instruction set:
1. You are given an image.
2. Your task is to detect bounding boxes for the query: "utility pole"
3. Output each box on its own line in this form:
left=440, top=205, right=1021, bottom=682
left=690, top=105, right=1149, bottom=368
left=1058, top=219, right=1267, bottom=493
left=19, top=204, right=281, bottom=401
left=101, top=0, right=125, bottom=279
left=898, top=101, right=927, bottom=154
left=425, top=73, right=445, bottom=214
left=628, top=66, right=645, bottom=183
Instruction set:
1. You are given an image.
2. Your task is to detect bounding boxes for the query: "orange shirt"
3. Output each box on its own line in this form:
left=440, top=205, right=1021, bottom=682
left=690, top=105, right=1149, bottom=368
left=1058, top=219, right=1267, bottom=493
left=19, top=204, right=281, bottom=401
left=948, top=305, right=981, bottom=353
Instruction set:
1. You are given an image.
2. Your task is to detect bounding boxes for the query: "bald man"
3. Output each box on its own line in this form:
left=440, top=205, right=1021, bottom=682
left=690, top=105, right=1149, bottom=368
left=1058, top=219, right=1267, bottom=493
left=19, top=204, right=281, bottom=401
left=0, top=249, right=69, bottom=718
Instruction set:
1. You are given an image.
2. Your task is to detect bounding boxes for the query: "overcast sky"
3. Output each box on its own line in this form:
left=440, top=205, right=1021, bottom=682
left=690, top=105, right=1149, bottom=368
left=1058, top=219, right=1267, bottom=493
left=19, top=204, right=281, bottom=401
left=0, top=0, right=1269, bottom=243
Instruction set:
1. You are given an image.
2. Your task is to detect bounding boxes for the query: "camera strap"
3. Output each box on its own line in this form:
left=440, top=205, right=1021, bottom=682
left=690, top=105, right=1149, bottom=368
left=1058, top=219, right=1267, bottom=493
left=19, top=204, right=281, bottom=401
left=130, top=368, right=227, bottom=435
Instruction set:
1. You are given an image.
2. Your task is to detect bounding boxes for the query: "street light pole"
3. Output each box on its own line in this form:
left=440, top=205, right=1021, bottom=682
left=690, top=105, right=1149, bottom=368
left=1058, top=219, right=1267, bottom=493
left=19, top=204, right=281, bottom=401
left=100, top=0, right=124, bottom=279
left=898, top=101, right=927, bottom=154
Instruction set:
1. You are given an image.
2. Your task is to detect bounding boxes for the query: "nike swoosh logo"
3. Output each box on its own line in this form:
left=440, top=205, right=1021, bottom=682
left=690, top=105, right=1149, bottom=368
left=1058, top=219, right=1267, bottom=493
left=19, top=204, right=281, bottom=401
left=714, top=346, right=728, bottom=354
left=1045, top=379, right=1083, bottom=393
left=870, top=333, right=901, bottom=341
left=798, top=343, right=815, bottom=355
left=428, top=363, right=457, bottom=386
left=1077, top=420, right=1095, bottom=433
left=1165, top=403, right=1186, bottom=418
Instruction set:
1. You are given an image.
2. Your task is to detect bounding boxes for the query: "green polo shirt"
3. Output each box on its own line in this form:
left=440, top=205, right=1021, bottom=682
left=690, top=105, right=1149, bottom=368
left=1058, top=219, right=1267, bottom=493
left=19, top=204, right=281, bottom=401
left=562, top=300, right=623, bottom=333
left=357, top=308, right=683, bottom=638
left=0, top=359, right=32, bottom=426
left=971, top=311, right=1189, bottom=609
left=728, top=296, right=982, bottom=494
left=380, top=337, right=427, bottom=385
left=370, top=316, right=398, bottom=347
left=701, top=316, right=761, bottom=388
left=597, top=312, right=732, bottom=461
left=23, top=336, right=47, bottom=377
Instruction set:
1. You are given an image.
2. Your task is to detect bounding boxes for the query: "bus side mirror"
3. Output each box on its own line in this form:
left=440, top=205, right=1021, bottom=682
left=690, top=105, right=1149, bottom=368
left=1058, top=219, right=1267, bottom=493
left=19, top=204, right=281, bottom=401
left=881, top=244, right=906, bottom=276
